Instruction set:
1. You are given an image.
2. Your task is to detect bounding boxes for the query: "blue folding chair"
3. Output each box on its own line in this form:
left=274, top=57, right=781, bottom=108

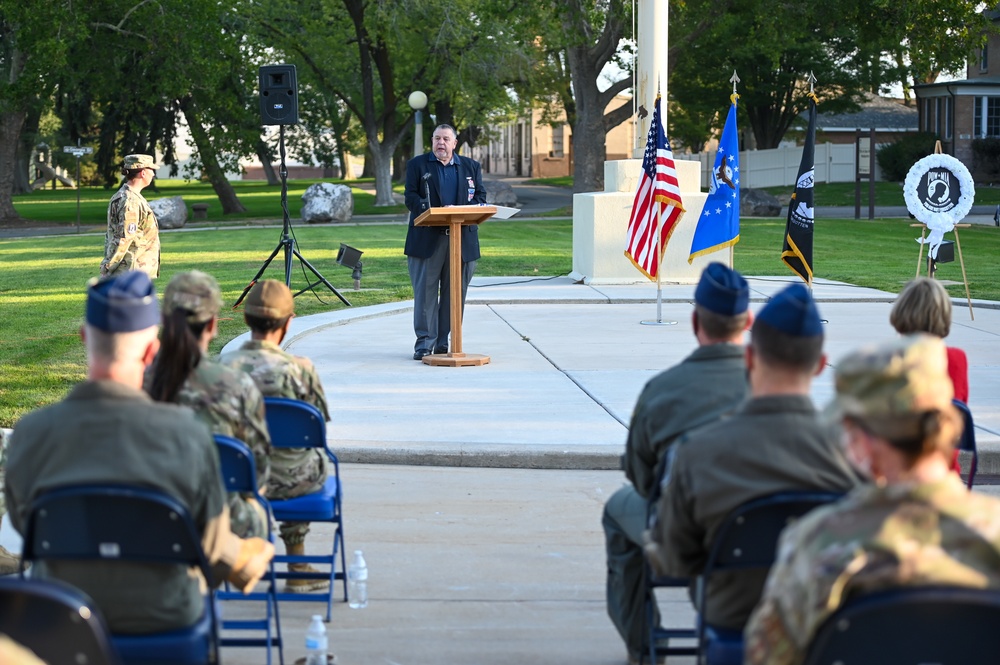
left=264, top=396, right=347, bottom=621
left=694, top=491, right=842, bottom=665
left=0, top=576, right=120, bottom=665
left=643, top=485, right=697, bottom=664
left=953, top=399, right=977, bottom=489
left=644, top=568, right=698, bottom=664
left=21, top=484, right=220, bottom=665
left=214, top=434, right=284, bottom=665
left=803, top=586, right=1000, bottom=665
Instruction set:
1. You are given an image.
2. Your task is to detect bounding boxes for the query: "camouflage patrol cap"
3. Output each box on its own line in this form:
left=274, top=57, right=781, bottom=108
left=163, top=270, right=222, bottom=324
left=244, top=279, right=294, bottom=319
left=827, top=334, right=953, bottom=440
left=123, top=154, right=158, bottom=170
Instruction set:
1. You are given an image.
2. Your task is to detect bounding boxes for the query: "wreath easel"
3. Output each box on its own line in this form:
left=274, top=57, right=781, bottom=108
left=904, top=141, right=975, bottom=321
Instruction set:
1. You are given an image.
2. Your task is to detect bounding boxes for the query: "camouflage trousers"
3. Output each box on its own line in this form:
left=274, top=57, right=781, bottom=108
left=268, top=448, right=329, bottom=546
left=228, top=493, right=268, bottom=539
left=0, top=429, right=8, bottom=524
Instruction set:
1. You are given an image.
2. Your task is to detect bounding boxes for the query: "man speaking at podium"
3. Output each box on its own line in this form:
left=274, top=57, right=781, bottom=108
left=404, top=123, right=487, bottom=361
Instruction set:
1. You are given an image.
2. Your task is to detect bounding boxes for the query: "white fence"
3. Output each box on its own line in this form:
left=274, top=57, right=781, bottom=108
left=676, top=143, right=885, bottom=189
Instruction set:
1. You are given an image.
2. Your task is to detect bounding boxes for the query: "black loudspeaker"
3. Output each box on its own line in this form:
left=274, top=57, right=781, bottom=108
left=935, top=240, right=955, bottom=264
left=259, top=64, right=298, bottom=125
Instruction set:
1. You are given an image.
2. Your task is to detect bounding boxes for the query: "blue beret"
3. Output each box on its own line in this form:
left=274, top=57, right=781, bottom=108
left=756, top=283, right=823, bottom=337
left=86, top=271, right=160, bottom=333
left=694, top=262, right=749, bottom=315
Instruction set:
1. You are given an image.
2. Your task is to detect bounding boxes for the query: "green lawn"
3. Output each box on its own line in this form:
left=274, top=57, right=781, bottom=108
left=11, top=178, right=407, bottom=226
left=1, top=215, right=997, bottom=426
left=761, top=181, right=1000, bottom=207
left=734, top=218, right=999, bottom=300
left=0, top=219, right=571, bottom=426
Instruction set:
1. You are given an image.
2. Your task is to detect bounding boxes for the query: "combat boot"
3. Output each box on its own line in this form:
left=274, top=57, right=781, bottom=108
left=284, top=542, right=330, bottom=593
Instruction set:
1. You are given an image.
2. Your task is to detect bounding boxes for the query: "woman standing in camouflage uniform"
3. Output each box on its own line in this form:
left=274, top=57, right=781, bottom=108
left=100, top=153, right=160, bottom=278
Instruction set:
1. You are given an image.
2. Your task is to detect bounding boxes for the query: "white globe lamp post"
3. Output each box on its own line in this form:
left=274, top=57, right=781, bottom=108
left=408, top=91, right=428, bottom=158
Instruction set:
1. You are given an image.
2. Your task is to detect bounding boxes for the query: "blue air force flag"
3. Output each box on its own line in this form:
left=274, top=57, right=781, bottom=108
left=689, top=100, right=740, bottom=263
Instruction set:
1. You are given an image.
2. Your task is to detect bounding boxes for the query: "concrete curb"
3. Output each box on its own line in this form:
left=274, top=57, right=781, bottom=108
left=335, top=443, right=621, bottom=470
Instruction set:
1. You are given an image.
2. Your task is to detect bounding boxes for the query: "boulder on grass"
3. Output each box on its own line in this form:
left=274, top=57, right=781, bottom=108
left=484, top=179, right=518, bottom=207
left=740, top=188, right=782, bottom=217
left=301, top=182, right=353, bottom=224
left=149, top=196, right=187, bottom=229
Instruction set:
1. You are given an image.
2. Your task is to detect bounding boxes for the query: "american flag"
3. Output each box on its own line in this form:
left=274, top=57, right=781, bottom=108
left=625, top=95, right=685, bottom=280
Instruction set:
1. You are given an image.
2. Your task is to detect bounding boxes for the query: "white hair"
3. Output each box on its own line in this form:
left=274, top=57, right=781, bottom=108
left=84, top=324, right=159, bottom=365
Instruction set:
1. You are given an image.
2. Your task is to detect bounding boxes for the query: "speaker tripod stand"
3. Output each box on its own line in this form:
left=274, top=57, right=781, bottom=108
left=234, top=124, right=350, bottom=308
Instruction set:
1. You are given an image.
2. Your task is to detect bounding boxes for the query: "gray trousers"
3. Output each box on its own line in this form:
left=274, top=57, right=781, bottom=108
left=408, top=234, right=476, bottom=353
left=603, top=484, right=659, bottom=658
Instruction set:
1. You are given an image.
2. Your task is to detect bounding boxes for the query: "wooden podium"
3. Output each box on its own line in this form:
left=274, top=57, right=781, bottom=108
left=414, top=205, right=497, bottom=366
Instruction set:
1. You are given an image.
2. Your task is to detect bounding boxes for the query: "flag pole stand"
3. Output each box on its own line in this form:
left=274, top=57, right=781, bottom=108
left=641, top=239, right=677, bottom=326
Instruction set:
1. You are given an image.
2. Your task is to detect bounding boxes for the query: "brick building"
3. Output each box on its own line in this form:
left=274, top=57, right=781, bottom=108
left=914, top=8, right=1000, bottom=171
left=468, top=94, right=636, bottom=178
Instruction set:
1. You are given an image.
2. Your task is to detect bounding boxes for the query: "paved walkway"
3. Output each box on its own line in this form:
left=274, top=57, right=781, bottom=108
left=224, top=275, right=1000, bottom=474
left=214, top=275, right=1000, bottom=665
left=5, top=184, right=1000, bottom=663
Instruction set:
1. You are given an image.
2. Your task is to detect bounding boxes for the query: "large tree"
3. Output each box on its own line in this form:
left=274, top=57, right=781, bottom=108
left=256, top=0, right=535, bottom=206
left=0, top=2, right=87, bottom=222
left=523, top=0, right=635, bottom=193
left=51, top=0, right=262, bottom=213
left=668, top=0, right=992, bottom=150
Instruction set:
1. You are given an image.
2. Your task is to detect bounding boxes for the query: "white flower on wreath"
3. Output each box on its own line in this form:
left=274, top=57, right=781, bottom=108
left=903, top=153, right=975, bottom=259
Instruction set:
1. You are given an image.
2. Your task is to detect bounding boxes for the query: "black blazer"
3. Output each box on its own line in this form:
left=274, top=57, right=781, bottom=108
left=403, top=152, right=486, bottom=260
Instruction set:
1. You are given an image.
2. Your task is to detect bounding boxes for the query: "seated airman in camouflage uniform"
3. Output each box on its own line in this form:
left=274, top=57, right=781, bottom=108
left=146, top=271, right=271, bottom=539
left=745, top=334, right=1000, bottom=665
left=100, top=153, right=160, bottom=279
left=221, top=279, right=331, bottom=593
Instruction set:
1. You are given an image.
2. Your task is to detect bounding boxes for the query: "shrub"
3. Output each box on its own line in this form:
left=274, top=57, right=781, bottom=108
left=971, top=138, right=1000, bottom=181
left=876, top=132, right=938, bottom=182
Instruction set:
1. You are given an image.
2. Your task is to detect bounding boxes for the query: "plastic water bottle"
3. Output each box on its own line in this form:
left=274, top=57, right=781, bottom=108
left=304, top=615, right=327, bottom=665
left=348, top=550, right=368, bottom=609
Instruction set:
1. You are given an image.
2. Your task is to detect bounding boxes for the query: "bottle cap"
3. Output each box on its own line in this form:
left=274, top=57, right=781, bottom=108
left=312, top=614, right=322, bottom=621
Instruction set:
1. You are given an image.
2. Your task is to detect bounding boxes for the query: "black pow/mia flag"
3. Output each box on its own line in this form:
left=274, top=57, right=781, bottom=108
left=781, top=97, right=817, bottom=285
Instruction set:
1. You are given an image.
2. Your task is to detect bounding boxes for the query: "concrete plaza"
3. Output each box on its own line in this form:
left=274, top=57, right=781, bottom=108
left=211, top=274, right=1000, bottom=665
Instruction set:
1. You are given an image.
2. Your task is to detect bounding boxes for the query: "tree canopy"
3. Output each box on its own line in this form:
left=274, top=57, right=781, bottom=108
left=0, top=0, right=993, bottom=221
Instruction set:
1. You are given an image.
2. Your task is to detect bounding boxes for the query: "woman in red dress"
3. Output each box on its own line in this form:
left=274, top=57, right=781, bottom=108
left=890, top=277, right=968, bottom=472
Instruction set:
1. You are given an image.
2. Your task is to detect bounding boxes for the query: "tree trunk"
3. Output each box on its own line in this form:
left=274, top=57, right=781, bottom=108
left=13, top=142, right=31, bottom=194
left=14, top=105, right=41, bottom=195
left=393, top=147, right=407, bottom=183
left=370, top=143, right=397, bottom=206
left=180, top=97, right=246, bottom=214
left=572, top=101, right=607, bottom=193
left=0, top=110, right=28, bottom=222
left=566, top=45, right=606, bottom=193
left=255, top=139, right=279, bottom=186
left=336, top=142, right=351, bottom=180
left=361, top=145, right=375, bottom=178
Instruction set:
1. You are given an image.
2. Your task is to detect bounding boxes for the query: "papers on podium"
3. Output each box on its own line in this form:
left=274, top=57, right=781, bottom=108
left=490, top=205, right=520, bottom=219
